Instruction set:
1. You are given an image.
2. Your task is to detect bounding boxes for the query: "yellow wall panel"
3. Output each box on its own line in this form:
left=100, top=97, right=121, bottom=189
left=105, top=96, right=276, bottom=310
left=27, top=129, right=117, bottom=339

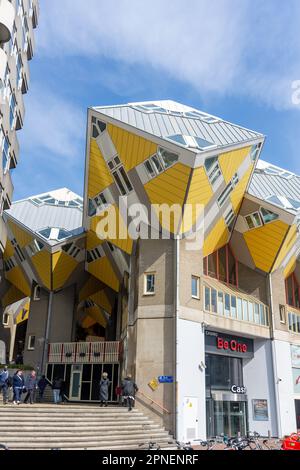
left=4, top=239, right=14, bottom=260
left=81, top=315, right=96, bottom=329
left=87, top=256, right=120, bottom=292
left=107, top=124, right=157, bottom=172
left=79, top=275, right=104, bottom=303
left=145, top=163, right=191, bottom=207
left=203, top=218, right=230, bottom=257
left=5, top=266, right=31, bottom=297
left=230, top=164, right=254, bottom=213
left=90, top=204, right=133, bottom=255
left=31, top=250, right=52, bottom=290
left=86, top=231, right=104, bottom=251
left=90, top=289, right=112, bottom=314
left=8, top=220, right=33, bottom=248
left=272, top=224, right=297, bottom=272
left=85, top=305, right=107, bottom=328
left=2, top=286, right=25, bottom=308
left=16, top=300, right=30, bottom=325
left=284, top=256, right=297, bottom=279
left=88, top=139, right=113, bottom=198
left=219, top=146, right=251, bottom=184
left=244, top=220, right=289, bottom=273
left=52, top=251, right=78, bottom=291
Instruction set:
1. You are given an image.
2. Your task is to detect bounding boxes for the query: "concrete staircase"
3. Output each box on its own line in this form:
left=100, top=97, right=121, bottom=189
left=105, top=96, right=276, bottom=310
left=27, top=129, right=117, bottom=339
left=0, top=404, right=175, bottom=450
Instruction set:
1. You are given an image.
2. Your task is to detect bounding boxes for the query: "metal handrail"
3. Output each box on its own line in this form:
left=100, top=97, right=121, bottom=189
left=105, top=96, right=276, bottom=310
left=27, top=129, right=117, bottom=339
left=137, top=390, right=171, bottom=414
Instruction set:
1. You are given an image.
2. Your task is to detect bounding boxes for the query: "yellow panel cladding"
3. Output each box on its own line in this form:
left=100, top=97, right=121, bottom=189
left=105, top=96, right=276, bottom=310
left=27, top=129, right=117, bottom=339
left=272, top=224, right=298, bottom=272
left=181, top=167, right=213, bottom=233
left=90, top=290, right=112, bottom=314
left=203, top=218, right=230, bottom=257
left=85, top=306, right=107, bottom=328
left=243, top=220, right=289, bottom=273
left=88, top=139, right=113, bottom=199
left=3, top=239, right=14, bottom=260
left=107, top=124, right=157, bottom=172
left=230, top=164, right=254, bottom=213
left=2, top=286, right=25, bottom=309
left=82, top=315, right=96, bottom=329
left=87, top=231, right=104, bottom=251
left=31, top=250, right=52, bottom=290
left=52, top=251, right=78, bottom=291
left=90, top=204, right=133, bottom=255
left=87, top=256, right=120, bottom=292
left=8, top=220, right=32, bottom=248
left=284, top=256, right=297, bottom=279
left=219, top=146, right=251, bottom=184
left=16, top=300, right=30, bottom=325
left=5, top=266, right=31, bottom=297
left=79, top=275, right=104, bottom=303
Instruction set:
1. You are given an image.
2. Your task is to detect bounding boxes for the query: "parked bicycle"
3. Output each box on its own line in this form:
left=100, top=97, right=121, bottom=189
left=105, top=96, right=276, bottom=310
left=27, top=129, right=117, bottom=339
left=139, top=441, right=161, bottom=450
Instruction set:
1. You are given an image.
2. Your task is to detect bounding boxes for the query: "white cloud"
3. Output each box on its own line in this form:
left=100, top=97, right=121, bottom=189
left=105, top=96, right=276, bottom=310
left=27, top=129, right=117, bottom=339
left=36, top=0, right=300, bottom=110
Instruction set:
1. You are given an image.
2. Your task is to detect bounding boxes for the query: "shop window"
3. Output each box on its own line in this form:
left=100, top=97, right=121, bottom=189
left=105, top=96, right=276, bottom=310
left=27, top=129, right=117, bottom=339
left=203, top=244, right=238, bottom=287
left=144, top=273, right=155, bottom=295
left=285, top=273, right=300, bottom=308
left=192, top=275, right=200, bottom=299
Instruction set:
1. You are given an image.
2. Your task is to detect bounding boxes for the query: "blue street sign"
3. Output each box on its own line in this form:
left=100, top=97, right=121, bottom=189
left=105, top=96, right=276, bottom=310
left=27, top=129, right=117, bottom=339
left=158, top=376, right=174, bottom=384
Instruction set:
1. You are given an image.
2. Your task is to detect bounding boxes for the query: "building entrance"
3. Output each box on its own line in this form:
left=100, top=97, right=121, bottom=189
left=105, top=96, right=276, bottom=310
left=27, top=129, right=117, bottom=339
left=207, top=397, right=248, bottom=437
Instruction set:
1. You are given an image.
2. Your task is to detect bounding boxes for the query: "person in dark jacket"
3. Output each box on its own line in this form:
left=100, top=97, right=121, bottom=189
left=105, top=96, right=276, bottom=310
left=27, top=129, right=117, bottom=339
left=0, top=366, right=9, bottom=405
left=121, top=374, right=138, bottom=412
left=52, top=377, right=63, bottom=404
left=24, top=370, right=37, bottom=404
left=13, top=370, right=25, bottom=405
left=38, top=375, right=48, bottom=402
left=99, top=372, right=110, bottom=407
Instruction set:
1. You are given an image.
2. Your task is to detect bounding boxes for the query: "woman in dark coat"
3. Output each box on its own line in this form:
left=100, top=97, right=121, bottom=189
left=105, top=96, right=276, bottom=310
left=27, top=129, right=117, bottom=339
left=99, top=372, right=110, bottom=407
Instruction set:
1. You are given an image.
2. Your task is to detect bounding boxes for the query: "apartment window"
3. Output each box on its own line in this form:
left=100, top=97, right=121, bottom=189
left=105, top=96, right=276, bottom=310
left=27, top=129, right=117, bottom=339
left=191, top=275, right=200, bottom=299
left=9, top=91, right=17, bottom=129
left=144, top=147, right=179, bottom=179
left=203, top=244, right=238, bottom=287
left=1, top=131, right=10, bottom=174
left=285, top=273, right=300, bottom=308
left=88, top=192, right=108, bottom=217
left=144, top=273, right=155, bottom=295
left=4, top=258, right=16, bottom=272
left=3, top=313, right=9, bottom=326
left=28, top=335, right=36, bottom=351
left=245, top=212, right=263, bottom=230
left=250, top=143, right=262, bottom=162
left=203, top=284, right=269, bottom=327
left=91, top=117, right=106, bottom=138
left=218, top=173, right=239, bottom=207
left=22, top=16, right=29, bottom=52
left=33, top=285, right=41, bottom=301
left=107, top=156, right=133, bottom=195
left=279, top=305, right=286, bottom=324
left=16, top=53, right=23, bottom=88
left=204, top=157, right=222, bottom=186
left=224, top=209, right=236, bottom=231
left=11, top=239, right=26, bottom=262
left=86, top=247, right=103, bottom=264
left=62, top=243, right=81, bottom=259
left=9, top=24, right=17, bottom=55
left=260, top=207, right=279, bottom=224
left=288, top=311, right=300, bottom=334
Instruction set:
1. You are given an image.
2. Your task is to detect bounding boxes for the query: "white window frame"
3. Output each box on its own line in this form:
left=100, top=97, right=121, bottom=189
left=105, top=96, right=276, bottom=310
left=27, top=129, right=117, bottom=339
left=279, top=305, right=286, bottom=324
left=3, top=313, right=9, bottom=326
left=28, top=335, right=36, bottom=351
left=245, top=211, right=263, bottom=230
left=33, top=285, right=41, bottom=301
left=107, top=156, right=133, bottom=196
left=191, top=275, right=200, bottom=299
left=144, top=147, right=179, bottom=180
left=218, top=173, right=239, bottom=207
left=9, top=87, right=17, bottom=130
left=1, top=128, right=10, bottom=174
left=204, top=157, right=222, bottom=187
left=144, top=273, right=156, bottom=296
left=224, top=209, right=236, bottom=230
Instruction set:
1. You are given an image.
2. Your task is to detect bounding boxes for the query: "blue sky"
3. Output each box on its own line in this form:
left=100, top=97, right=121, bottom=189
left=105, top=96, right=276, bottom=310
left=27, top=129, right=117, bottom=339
left=13, top=0, right=300, bottom=200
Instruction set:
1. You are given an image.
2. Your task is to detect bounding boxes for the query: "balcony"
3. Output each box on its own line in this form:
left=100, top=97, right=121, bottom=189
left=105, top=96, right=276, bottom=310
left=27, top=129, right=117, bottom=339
left=48, top=341, right=121, bottom=364
left=0, top=0, right=15, bottom=43
left=0, top=47, right=7, bottom=84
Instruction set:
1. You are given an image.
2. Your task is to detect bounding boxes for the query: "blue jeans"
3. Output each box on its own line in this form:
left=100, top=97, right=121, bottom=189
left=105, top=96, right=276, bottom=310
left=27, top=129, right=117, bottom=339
left=0, top=384, right=8, bottom=403
left=13, top=387, right=22, bottom=402
left=53, top=389, right=60, bottom=404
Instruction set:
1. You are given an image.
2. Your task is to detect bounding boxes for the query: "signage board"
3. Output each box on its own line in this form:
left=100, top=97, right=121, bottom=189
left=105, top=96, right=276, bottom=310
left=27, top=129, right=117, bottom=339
left=158, top=376, right=174, bottom=384
left=252, top=399, right=269, bottom=421
left=205, top=330, right=254, bottom=359
left=291, top=345, right=300, bottom=369
left=148, top=378, right=159, bottom=391
left=231, top=385, right=247, bottom=394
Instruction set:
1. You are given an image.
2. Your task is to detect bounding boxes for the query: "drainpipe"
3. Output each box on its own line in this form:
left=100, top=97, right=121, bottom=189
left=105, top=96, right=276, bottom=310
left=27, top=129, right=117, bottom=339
left=41, top=291, right=54, bottom=375
left=174, top=235, right=180, bottom=439
left=268, top=273, right=282, bottom=438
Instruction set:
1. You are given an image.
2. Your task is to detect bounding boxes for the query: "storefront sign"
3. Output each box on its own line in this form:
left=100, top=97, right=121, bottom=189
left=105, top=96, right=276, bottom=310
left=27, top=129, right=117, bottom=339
left=291, top=345, right=300, bottom=369
left=158, top=376, right=174, bottom=384
left=231, top=385, right=247, bottom=394
left=148, top=378, right=159, bottom=391
left=205, top=330, right=254, bottom=359
left=252, top=399, right=269, bottom=421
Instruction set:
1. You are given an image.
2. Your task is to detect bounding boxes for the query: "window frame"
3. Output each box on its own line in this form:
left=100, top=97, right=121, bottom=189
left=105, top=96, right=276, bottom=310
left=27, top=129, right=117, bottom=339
left=28, top=335, right=36, bottom=351
left=3, top=313, right=9, bottom=326
left=191, top=275, right=200, bottom=299
left=144, top=273, right=156, bottom=296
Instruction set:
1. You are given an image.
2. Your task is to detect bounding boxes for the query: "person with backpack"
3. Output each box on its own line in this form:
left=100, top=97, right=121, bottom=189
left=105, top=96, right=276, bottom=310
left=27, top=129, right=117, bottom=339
left=0, top=365, right=10, bottom=405
left=121, top=374, right=138, bottom=412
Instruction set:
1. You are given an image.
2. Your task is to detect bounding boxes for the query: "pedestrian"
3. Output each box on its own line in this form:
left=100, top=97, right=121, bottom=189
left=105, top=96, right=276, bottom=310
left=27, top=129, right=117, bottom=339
left=121, top=374, right=138, bottom=412
left=13, top=370, right=25, bottom=405
left=52, top=377, right=63, bottom=404
left=0, top=365, right=10, bottom=405
left=60, top=379, right=66, bottom=404
left=38, top=375, right=48, bottom=402
left=24, top=370, right=37, bottom=404
left=99, top=372, right=110, bottom=407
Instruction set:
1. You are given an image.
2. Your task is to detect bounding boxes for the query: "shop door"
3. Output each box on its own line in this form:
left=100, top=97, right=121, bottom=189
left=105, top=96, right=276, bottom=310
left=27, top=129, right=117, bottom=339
left=212, top=401, right=248, bottom=438
left=70, top=365, right=82, bottom=401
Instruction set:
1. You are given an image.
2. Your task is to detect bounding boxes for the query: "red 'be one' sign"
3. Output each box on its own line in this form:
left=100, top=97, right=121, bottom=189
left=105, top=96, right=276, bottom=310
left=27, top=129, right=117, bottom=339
left=217, top=337, right=248, bottom=354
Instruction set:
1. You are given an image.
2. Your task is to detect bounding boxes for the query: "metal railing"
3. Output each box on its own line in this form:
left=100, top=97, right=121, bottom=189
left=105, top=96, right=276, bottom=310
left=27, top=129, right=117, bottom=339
left=48, top=341, right=121, bottom=364
left=137, top=390, right=171, bottom=414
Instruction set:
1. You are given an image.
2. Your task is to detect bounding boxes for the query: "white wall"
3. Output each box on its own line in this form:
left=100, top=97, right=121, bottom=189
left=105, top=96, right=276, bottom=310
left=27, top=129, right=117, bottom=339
left=273, top=339, right=297, bottom=436
left=177, top=318, right=206, bottom=441
left=243, top=339, right=278, bottom=436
